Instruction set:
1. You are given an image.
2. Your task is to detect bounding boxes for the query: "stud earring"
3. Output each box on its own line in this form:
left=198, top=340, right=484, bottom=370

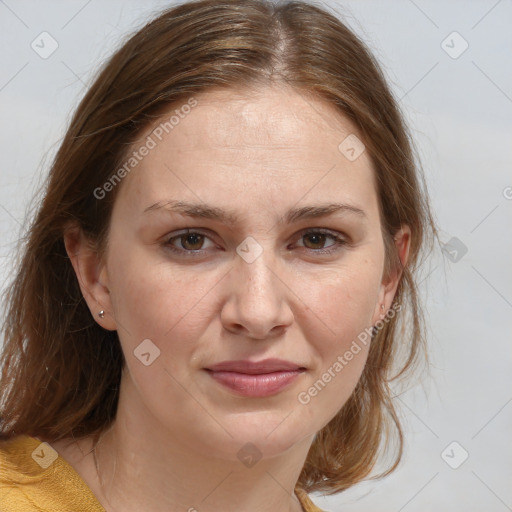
left=381, top=304, right=385, bottom=310
left=98, top=310, right=105, bottom=318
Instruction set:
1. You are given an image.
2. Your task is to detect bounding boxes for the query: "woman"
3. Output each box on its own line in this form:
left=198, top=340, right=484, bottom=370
left=0, top=0, right=438, bottom=510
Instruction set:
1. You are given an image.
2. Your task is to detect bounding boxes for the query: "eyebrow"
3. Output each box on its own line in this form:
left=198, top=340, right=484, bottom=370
left=143, top=200, right=367, bottom=225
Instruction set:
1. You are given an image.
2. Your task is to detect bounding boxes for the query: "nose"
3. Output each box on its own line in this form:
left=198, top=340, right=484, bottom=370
left=220, top=245, right=294, bottom=340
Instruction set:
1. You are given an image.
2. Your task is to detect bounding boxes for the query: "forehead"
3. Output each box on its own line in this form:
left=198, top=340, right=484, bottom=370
left=149, top=84, right=361, bottom=157
left=115, top=83, right=379, bottom=224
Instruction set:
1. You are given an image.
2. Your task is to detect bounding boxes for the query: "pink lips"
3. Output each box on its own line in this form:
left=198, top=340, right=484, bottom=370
left=205, top=358, right=306, bottom=397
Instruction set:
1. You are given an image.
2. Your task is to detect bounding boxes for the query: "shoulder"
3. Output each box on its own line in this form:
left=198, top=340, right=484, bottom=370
left=0, top=435, right=48, bottom=486
left=0, top=435, right=105, bottom=511
left=0, top=435, right=51, bottom=509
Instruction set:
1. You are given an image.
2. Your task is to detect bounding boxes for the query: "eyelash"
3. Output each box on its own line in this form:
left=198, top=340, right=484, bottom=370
left=163, top=228, right=348, bottom=257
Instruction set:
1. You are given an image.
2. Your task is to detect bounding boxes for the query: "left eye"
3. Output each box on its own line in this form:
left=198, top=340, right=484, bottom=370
left=297, top=230, right=346, bottom=252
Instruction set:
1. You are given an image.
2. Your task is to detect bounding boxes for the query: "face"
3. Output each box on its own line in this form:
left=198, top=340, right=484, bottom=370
left=83, top=84, right=404, bottom=461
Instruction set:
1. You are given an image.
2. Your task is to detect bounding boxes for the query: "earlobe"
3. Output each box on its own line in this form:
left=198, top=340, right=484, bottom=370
left=63, top=223, right=117, bottom=331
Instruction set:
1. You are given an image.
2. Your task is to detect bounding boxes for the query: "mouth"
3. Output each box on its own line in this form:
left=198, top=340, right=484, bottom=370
left=204, top=359, right=306, bottom=398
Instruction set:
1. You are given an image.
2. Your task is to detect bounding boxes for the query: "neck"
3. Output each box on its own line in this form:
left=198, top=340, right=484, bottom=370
left=78, top=375, right=314, bottom=512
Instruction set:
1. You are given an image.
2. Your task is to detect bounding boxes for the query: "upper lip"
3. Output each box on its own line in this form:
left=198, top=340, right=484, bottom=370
left=205, top=358, right=305, bottom=375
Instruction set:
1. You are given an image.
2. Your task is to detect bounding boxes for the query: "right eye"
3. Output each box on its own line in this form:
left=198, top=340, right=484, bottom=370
left=163, top=229, right=217, bottom=256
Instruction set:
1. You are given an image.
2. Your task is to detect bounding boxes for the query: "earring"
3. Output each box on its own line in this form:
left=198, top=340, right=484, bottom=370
left=381, top=304, right=385, bottom=310
left=98, top=310, right=105, bottom=318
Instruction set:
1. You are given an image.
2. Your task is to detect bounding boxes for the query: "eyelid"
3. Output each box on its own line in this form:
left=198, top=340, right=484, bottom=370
left=297, top=228, right=347, bottom=243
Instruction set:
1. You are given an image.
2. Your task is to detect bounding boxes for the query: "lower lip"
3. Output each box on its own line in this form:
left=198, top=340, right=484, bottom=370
left=206, top=369, right=304, bottom=397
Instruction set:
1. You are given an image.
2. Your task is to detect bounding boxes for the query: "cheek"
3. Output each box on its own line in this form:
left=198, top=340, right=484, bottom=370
left=300, top=260, right=381, bottom=350
left=293, top=258, right=382, bottom=415
left=107, top=247, right=220, bottom=361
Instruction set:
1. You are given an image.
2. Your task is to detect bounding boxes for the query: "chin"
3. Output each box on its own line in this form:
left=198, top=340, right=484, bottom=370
left=212, top=412, right=314, bottom=460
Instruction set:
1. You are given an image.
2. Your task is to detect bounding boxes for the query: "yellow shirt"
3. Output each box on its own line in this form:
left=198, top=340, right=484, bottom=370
left=0, top=436, right=325, bottom=512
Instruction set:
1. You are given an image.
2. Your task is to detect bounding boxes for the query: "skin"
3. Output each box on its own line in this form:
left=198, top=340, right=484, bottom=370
left=57, top=83, right=410, bottom=512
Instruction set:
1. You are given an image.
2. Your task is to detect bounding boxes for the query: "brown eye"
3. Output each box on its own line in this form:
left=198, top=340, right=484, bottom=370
left=179, top=233, right=205, bottom=250
left=296, top=229, right=348, bottom=254
left=164, top=230, right=215, bottom=255
left=302, top=232, right=329, bottom=250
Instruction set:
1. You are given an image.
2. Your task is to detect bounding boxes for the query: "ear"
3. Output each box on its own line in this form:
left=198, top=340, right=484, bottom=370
left=371, top=224, right=411, bottom=325
left=63, top=223, right=117, bottom=331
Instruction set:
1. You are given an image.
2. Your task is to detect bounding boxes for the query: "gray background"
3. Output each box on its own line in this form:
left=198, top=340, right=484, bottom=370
left=0, top=1, right=511, bottom=510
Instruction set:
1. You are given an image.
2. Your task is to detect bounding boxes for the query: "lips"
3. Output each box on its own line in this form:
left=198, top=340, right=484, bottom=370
left=206, top=358, right=304, bottom=374
left=204, top=358, right=306, bottom=397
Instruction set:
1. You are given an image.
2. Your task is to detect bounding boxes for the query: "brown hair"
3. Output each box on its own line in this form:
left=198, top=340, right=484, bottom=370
left=0, top=0, right=439, bottom=494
